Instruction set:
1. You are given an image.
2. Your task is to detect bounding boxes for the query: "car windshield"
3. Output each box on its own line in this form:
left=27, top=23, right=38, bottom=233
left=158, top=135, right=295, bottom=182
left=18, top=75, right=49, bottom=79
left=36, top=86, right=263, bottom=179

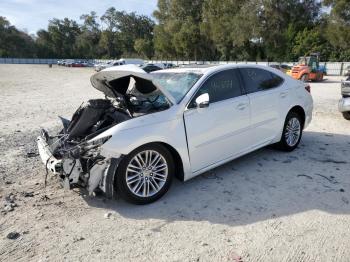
left=151, top=72, right=202, bottom=103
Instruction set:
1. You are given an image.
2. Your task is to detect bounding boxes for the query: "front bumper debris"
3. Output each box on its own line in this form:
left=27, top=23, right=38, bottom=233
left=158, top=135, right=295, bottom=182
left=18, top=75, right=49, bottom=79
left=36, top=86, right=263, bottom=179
left=37, top=130, right=119, bottom=198
left=338, top=98, right=350, bottom=113
left=37, top=135, right=62, bottom=175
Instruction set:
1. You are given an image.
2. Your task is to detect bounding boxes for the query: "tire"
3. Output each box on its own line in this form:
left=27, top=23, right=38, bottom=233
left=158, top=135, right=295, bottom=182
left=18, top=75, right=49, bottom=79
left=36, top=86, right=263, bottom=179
left=300, top=74, right=308, bottom=82
left=276, top=112, right=303, bottom=151
left=115, top=144, right=174, bottom=204
left=342, top=112, right=350, bottom=120
left=318, top=73, right=324, bottom=81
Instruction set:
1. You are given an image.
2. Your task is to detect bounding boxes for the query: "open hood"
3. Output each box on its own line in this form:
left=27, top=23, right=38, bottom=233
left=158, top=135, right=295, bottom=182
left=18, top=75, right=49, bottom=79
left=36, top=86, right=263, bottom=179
left=90, top=64, right=176, bottom=104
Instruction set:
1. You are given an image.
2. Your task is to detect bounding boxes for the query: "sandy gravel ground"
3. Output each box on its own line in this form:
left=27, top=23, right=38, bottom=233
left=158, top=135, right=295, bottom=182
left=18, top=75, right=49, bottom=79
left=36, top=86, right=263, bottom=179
left=0, top=65, right=349, bottom=262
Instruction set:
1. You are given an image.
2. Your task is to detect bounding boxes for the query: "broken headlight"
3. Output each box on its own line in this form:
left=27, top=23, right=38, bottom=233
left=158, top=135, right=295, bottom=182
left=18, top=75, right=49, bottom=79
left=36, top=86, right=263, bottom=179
left=88, top=136, right=112, bottom=147
left=80, top=136, right=112, bottom=157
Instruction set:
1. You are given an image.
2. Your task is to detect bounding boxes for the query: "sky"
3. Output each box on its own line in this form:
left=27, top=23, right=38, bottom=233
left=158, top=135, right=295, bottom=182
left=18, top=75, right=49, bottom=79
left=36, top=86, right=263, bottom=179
left=0, top=0, right=158, bottom=34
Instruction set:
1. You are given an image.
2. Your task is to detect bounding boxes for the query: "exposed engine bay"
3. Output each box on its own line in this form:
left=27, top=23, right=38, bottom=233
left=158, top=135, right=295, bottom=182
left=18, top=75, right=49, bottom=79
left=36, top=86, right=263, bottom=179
left=37, top=68, right=171, bottom=197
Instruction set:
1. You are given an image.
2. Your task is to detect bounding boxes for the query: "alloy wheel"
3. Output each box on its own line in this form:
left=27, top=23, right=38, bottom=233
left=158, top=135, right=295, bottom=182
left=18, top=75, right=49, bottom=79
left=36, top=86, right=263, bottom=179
left=125, top=150, right=168, bottom=197
left=284, top=117, right=301, bottom=147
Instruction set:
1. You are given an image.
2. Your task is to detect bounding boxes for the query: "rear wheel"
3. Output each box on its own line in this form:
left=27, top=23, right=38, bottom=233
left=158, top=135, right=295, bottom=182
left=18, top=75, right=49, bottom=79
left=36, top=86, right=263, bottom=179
left=316, top=72, right=324, bottom=81
left=116, top=144, right=174, bottom=204
left=276, top=112, right=303, bottom=151
left=342, top=112, right=350, bottom=120
left=319, top=73, right=324, bottom=81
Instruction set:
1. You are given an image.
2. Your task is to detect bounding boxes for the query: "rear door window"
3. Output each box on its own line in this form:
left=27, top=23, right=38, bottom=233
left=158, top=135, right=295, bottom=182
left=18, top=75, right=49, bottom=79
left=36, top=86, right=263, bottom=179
left=239, top=68, right=284, bottom=93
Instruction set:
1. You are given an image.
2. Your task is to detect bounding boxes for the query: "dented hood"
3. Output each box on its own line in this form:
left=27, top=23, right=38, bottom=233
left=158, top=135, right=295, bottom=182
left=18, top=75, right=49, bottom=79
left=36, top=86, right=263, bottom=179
left=90, top=64, right=176, bottom=104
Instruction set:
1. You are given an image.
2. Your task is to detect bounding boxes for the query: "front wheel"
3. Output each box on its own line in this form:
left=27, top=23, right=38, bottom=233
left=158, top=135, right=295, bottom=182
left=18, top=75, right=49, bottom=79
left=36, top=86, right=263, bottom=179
left=116, top=144, right=174, bottom=204
left=276, top=112, right=303, bottom=151
left=342, top=112, right=350, bottom=120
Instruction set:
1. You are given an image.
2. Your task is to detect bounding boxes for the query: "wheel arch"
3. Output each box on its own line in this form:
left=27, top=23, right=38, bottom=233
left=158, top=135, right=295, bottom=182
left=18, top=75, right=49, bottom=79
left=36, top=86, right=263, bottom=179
left=157, top=142, right=184, bottom=182
left=119, top=141, right=185, bottom=182
left=287, top=105, right=306, bottom=128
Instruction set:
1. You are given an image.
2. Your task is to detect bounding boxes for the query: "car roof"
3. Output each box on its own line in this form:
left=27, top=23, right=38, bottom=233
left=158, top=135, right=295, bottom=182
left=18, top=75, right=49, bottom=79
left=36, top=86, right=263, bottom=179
left=157, top=63, right=283, bottom=76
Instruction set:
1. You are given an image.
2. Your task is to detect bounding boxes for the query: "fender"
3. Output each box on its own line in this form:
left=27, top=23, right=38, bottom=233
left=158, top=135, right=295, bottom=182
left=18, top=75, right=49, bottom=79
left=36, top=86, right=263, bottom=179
left=99, top=117, right=192, bottom=178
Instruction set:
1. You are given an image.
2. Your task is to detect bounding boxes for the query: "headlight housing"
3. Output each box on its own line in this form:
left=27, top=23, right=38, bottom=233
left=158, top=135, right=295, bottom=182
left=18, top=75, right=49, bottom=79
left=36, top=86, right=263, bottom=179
left=88, top=136, right=112, bottom=147
left=79, top=136, right=112, bottom=157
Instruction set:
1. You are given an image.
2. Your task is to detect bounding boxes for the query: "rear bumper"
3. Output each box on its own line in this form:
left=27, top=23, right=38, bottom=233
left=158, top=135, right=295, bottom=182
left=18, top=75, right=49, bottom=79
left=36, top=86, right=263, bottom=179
left=339, top=98, right=350, bottom=113
left=305, top=113, right=312, bottom=129
left=303, top=94, right=313, bottom=129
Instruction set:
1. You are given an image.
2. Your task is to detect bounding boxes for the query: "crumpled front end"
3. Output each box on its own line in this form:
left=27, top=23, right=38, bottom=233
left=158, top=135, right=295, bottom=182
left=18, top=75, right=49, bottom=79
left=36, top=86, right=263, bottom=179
left=37, top=129, right=116, bottom=196
left=37, top=66, right=174, bottom=197
left=36, top=99, right=130, bottom=197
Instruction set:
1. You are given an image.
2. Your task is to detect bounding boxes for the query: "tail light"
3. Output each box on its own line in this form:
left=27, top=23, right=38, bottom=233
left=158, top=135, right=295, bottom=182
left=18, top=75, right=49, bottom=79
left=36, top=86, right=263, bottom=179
left=305, top=85, right=311, bottom=93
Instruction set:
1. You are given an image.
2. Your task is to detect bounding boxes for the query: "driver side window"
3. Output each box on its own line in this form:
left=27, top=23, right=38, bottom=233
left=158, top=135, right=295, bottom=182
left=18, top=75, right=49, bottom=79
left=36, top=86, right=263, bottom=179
left=190, top=69, right=242, bottom=107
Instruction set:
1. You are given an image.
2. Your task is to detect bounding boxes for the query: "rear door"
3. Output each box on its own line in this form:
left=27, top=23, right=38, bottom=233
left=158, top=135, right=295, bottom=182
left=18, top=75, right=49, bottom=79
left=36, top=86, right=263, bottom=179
left=184, top=69, right=251, bottom=172
left=239, top=67, right=287, bottom=146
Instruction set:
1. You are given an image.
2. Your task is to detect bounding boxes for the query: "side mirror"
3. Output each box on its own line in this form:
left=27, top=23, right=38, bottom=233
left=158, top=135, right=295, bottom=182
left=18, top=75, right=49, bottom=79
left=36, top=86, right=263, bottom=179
left=195, top=93, right=210, bottom=108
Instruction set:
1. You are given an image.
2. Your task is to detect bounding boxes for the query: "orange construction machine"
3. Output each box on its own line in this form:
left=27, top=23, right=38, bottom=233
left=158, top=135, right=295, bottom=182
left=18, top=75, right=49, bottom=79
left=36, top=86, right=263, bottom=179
left=291, top=53, right=324, bottom=82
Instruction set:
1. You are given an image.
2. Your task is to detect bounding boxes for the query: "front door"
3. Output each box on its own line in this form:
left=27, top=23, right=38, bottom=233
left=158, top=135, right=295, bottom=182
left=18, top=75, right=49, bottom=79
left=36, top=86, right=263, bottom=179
left=184, top=69, right=251, bottom=173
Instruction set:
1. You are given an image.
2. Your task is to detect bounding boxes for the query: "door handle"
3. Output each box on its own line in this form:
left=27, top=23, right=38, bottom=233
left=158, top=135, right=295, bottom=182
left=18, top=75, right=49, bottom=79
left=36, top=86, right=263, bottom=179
left=280, top=92, right=287, bottom=98
left=236, top=103, right=247, bottom=110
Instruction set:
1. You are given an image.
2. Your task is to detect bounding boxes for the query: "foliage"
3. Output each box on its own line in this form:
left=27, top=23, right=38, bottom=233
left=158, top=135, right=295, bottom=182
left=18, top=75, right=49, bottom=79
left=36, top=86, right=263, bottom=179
left=292, top=27, right=333, bottom=60
left=323, top=0, right=350, bottom=60
left=76, top=12, right=101, bottom=58
left=153, top=0, right=216, bottom=60
left=134, top=38, right=154, bottom=59
left=99, top=8, right=154, bottom=58
left=0, top=2, right=350, bottom=61
left=0, top=16, right=36, bottom=58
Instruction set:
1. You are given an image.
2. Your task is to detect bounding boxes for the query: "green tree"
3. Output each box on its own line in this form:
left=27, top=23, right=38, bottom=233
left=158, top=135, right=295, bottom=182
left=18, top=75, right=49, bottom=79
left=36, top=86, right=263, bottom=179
left=100, top=8, right=154, bottom=58
left=323, top=0, right=350, bottom=60
left=0, top=16, right=36, bottom=58
left=1, top=3, right=349, bottom=61
left=35, top=29, right=55, bottom=58
left=100, top=7, right=121, bottom=58
left=153, top=25, right=176, bottom=59
left=201, top=0, right=259, bottom=60
left=76, top=11, right=101, bottom=58
left=46, top=18, right=81, bottom=58
left=116, top=12, right=154, bottom=56
left=134, top=38, right=154, bottom=58
left=292, top=27, right=333, bottom=60
left=253, top=0, right=321, bottom=61
left=153, top=0, right=216, bottom=60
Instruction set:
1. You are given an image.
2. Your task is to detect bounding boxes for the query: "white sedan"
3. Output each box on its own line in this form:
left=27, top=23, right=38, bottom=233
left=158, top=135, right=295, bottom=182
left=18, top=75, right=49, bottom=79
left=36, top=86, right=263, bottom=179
left=37, top=64, right=313, bottom=204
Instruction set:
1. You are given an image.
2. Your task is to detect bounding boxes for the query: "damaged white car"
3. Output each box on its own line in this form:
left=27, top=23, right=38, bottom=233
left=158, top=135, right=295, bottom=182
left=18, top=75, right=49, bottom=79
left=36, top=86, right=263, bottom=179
left=37, top=64, right=313, bottom=204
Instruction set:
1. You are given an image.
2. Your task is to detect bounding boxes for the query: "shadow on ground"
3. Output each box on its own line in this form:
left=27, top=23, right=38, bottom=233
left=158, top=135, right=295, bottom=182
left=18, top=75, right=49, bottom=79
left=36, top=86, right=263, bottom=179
left=84, top=130, right=350, bottom=226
